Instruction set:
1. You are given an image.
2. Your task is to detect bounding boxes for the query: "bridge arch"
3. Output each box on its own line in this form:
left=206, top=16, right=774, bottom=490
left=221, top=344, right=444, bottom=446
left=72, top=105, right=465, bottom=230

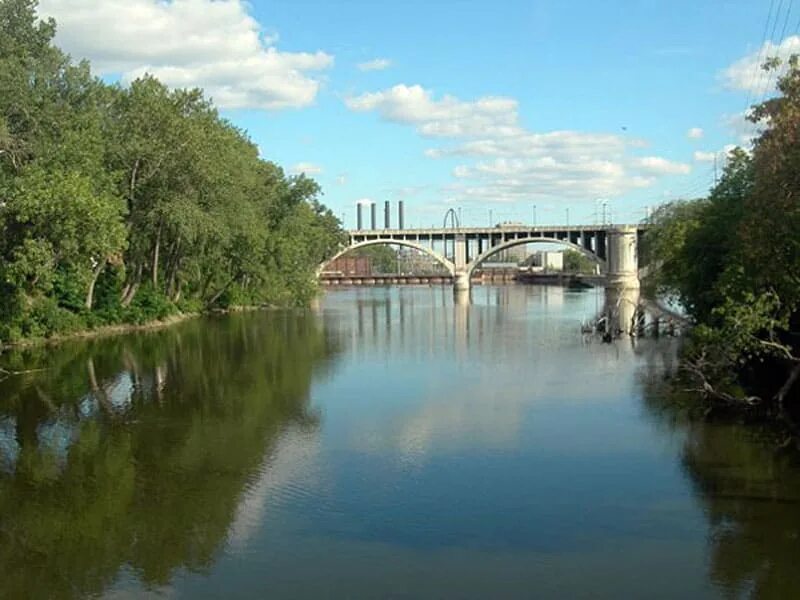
left=465, top=237, right=606, bottom=279
left=319, top=239, right=456, bottom=277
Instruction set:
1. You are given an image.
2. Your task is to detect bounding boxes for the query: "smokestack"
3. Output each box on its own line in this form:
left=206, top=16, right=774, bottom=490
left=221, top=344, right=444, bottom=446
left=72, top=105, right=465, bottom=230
left=370, top=202, right=376, bottom=230
left=384, top=201, right=390, bottom=229
left=356, top=203, right=363, bottom=230
left=398, top=201, right=405, bottom=229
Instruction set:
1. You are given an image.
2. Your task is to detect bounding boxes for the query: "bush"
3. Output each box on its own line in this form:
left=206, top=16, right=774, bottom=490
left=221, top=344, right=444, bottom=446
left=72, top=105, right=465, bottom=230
left=23, top=297, right=85, bottom=339
left=122, top=285, right=176, bottom=324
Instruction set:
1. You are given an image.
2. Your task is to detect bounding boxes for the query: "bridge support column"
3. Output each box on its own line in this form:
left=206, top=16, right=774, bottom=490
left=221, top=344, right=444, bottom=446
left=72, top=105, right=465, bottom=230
left=606, top=226, right=640, bottom=290
left=454, top=270, right=470, bottom=292
left=454, top=234, right=467, bottom=271
left=452, top=234, right=471, bottom=294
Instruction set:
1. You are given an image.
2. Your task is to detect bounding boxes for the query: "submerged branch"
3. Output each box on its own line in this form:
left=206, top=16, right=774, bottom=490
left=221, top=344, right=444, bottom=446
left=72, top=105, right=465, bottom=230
left=0, top=366, right=49, bottom=382
left=679, top=354, right=763, bottom=408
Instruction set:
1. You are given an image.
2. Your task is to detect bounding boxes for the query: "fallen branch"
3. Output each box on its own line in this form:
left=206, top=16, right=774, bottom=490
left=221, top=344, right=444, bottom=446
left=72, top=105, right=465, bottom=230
left=775, top=361, right=800, bottom=413
left=679, top=355, right=763, bottom=408
left=0, top=366, right=49, bottom=381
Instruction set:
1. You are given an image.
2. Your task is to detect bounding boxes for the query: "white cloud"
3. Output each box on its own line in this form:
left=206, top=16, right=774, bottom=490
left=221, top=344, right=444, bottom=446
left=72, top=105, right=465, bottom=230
left=357, top=58, right=391, bottom=72
left=693, top=151, right=716, bottom=163
left=426, top=131, right=630, bottom=159
left=290, top=162, right=322, bottom=175
left=693, top=145, right=740, bottom=165
left=687, top=127, right=704, bottom=139
left=631, top=156, right=691, bottom=175
left=724, top=111, right=765, bottom=146
left=446, top=155, right=656, bottom=202
left=355, top=198, right=374, bottom=206
left=346, top=83, right=693, bottom=203
left=346, top=84, right=521, bottom=138
left=722, top=35, right=800, bottom=94
left=37, top=0, right=333, bottom=110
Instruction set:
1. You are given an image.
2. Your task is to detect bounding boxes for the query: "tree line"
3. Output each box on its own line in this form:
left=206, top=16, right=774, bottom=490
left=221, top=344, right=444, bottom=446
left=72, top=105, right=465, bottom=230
left=0, top=0, right=345, bottom=344
left=643, top=57, right=800, bottom=426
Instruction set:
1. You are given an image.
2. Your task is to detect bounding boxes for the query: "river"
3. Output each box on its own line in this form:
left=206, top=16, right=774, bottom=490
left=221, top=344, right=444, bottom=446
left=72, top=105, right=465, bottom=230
left=1, top=285, right=799, bottom=598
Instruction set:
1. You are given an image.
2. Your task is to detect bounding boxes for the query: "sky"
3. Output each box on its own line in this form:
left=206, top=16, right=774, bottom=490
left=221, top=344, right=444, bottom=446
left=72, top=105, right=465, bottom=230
left=35, top=0, right=799, bottom=228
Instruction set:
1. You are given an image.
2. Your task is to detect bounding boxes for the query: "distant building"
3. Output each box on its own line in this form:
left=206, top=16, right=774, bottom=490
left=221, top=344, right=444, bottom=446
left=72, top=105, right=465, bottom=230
left=525, top=251, right=564, bottom=272
left=397, top=248, right=448, bottom=275
left=323, top=256, right=372, bottom=276
left=493, top=243, right=529, bottom=264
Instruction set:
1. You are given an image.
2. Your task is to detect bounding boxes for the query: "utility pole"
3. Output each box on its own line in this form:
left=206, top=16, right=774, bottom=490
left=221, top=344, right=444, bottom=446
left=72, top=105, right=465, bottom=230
left=489, top=208, right=493, bottom=227
left=566, top=207, right=570, bottom=227
left=713, top=153, right=718, bottom=185
left=532, top=204, right=537, bottom=228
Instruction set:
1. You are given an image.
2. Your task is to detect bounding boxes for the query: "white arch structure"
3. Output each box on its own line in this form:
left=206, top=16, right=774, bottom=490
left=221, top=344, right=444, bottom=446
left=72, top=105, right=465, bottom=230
left=465, top=237, right=606, bottom=279
left=319, top=239, right=456, bottom=277
left=319, top=225, right=640, bottom=292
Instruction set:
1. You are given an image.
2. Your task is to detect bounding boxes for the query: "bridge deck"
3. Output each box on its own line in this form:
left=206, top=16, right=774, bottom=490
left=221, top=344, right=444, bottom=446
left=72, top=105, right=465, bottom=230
left=348, top=224, right=645, bottom=236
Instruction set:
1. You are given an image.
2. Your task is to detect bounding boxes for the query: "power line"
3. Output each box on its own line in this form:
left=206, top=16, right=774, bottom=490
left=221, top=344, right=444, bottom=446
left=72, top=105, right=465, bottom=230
left=757, top=0, right=794, bottom=105
left=745, top=0, right=777, bottom=115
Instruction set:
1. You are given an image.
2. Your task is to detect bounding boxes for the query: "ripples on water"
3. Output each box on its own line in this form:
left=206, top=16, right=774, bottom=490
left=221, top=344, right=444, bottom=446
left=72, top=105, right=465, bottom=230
left=1, top=285, right=799, bottom=599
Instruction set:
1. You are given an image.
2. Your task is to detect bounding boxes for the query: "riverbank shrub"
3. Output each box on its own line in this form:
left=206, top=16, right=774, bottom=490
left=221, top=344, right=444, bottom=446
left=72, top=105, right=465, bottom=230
left=643, top=58, right=800, bottom=425
left=0, top=0, right=345, bottom=345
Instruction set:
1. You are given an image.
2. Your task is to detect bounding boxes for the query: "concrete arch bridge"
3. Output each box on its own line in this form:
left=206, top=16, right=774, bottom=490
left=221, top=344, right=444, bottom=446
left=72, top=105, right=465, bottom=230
left=320, top=224, right=644, bottom=291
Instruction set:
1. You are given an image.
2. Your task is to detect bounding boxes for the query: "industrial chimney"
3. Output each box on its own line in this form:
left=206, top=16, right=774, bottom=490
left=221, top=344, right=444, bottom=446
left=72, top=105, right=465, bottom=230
left=370, top=202, right=377, bottom=230
left=356, top=203, right=363, bottom=230
left=384, top=201, right=391, bottom=229
left=398, top=201, right=405, bottom=229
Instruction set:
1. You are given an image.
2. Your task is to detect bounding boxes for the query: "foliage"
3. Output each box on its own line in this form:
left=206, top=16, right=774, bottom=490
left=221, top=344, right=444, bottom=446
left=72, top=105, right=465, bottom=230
left=349, top=244, right=399, bottom=273
left=643, top=57, right=800, bottom=422
left=562, top=249, right=595, bottom=273
left=0, top=0, right=344, bottom=343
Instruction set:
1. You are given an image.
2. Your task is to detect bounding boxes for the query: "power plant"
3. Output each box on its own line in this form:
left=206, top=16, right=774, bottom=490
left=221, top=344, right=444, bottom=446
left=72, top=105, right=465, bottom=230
left=355, top=200, right=405, bottom=230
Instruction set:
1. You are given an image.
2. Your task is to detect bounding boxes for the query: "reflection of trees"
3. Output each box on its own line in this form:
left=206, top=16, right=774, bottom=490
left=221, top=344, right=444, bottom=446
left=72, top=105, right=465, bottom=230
left=638, top=357, right=800, bottom=598
left=0, top=311, right=337, bottom=599
left=681, top=425, right=800, bottom=597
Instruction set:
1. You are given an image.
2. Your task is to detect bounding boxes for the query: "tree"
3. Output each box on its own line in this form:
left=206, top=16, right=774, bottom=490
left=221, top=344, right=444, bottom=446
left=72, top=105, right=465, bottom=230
left=0, top=0, right=345, bottom=343
left=349, top=244, right=399, bottom=274
left=644, top=57, right=800, bottom=421
left=562, top=249, right=595, bottom=274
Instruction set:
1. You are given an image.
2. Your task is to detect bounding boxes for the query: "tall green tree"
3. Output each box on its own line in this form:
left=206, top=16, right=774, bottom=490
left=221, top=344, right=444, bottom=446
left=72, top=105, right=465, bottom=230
left=0, top=0, right=345, bottom=343
left=643, top=57, right=800, bottom=420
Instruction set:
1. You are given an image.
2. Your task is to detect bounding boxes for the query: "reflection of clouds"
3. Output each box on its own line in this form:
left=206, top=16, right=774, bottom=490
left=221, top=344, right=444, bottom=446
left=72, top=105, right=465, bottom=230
left=107, top=372, right=135, bottom=410
left=227, top=428, right=323, bottom=551
left=78, top=394, right=99, bottom=418
left=355, top=380, right=529, bottom=465
left=0, top=417, right=19, bottom=474
left=103, top=575, right=175, bottom=600
left=36, top=417, right=78, bottom=468
left=331, top=286, right=646, bottom=467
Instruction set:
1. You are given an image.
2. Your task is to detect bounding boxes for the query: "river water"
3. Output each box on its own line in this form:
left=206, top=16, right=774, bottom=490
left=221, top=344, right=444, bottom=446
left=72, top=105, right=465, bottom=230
left=1, top=285, right=799, bottom=599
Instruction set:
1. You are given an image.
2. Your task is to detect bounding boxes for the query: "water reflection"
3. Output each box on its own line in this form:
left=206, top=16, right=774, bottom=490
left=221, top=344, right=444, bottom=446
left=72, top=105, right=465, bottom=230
left=641, top=371, right=800, bottom=598
left=1, top=286, right=799, bottom=598
left=0, top=312, right=338, bottom=599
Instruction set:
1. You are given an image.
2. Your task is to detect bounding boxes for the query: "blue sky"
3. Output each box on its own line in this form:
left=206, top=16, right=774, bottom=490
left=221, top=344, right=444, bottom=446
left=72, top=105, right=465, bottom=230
left=38, top=0, right=792, bottom=227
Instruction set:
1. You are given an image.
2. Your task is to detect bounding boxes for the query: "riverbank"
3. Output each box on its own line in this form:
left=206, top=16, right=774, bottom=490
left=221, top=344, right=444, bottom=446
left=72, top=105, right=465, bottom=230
left=0, top=304, right=275, bottom=352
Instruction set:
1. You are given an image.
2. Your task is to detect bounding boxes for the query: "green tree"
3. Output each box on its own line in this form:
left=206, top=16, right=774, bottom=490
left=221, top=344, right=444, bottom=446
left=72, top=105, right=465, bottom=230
left=644, top=58, right=800, bottom=420
left=350, top=245, right=399, bottom=274
left=562, top=249, right=595, bottom=274
left=0, top=0, right=345, bottom=344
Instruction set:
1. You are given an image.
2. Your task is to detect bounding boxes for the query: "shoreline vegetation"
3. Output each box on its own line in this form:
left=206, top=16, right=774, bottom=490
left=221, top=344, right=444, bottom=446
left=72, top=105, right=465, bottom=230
left=0, top=1, right=345, bottom=348
left=642, top=56, right=800, bottom=434
left=0, top=303, right=282, bottom=353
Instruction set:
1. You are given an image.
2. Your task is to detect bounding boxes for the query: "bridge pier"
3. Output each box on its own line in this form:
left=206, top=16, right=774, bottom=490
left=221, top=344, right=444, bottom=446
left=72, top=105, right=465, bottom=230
left=605, top=226, right=640, bottom=291
left=454, top=270, right=470, bottom=292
